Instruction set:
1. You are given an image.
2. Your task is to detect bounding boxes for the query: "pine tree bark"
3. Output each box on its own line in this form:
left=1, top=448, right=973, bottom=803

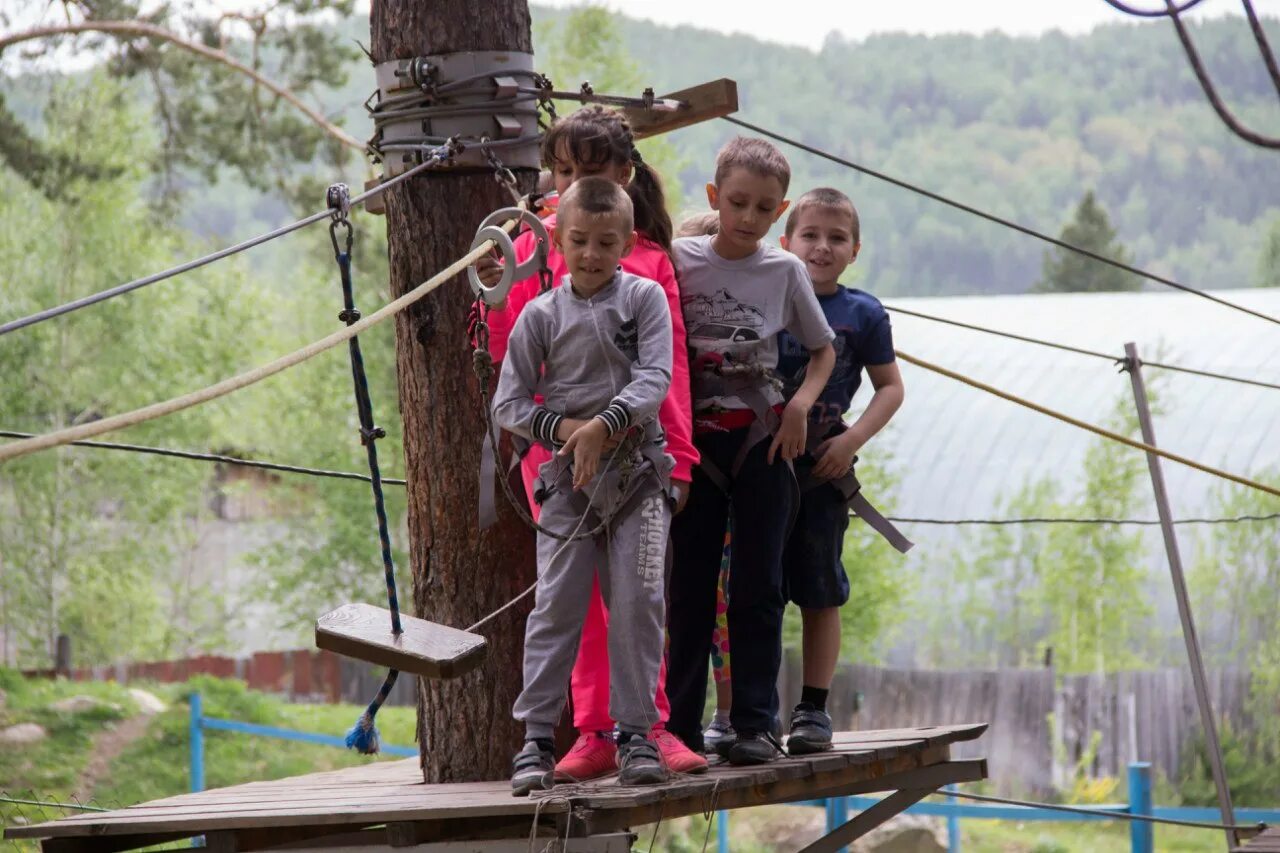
left=370, top=0, right=536, bottom=783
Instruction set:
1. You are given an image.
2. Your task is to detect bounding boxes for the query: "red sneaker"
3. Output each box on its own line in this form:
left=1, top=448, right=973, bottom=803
left=653, top=728, right=709, bottom=774
left=555, top=731, right=618, bottom=782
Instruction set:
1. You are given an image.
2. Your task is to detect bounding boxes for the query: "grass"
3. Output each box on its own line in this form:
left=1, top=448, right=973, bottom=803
left=0, top=671, right=415, bottom=850
left=0, top=668, right=137, bottom=801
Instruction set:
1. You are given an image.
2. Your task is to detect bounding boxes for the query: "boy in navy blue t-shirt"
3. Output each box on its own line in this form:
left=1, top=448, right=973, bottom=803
left=775, top=187, right=906, bottom=753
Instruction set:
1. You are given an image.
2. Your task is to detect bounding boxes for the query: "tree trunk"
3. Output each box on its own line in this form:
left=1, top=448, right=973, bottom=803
left=370, top=0, right=536, bottom=783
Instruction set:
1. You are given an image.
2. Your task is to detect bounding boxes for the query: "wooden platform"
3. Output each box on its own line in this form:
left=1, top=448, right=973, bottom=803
left=5, top=724, right=987, bottom=852
left=1238, top=826, right=1280, bottom=851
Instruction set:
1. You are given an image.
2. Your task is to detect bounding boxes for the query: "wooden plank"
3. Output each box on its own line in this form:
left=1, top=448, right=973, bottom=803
left=315, top=603, right=487, bottom=679
left=625, top=79, right=738, bottom=140
left=829, top=723, right=988, bottom=746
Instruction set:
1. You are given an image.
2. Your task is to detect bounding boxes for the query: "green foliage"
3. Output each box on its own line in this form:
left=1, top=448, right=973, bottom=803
left=0, top=671, right=139, bottom=825
left=15, top=0, right=361, bottom=202
left=924, top=394, right=1154, bottom=672
left=1036, top=397, right=1152, bottom=674
left=587, top=13, right=1280, bottom=296
left=1035, top=191, right=1143, bottom=292
left=1176, top=722, right=1280, bottom=808
left=1257, top=216, right=1280, bottom=288
left=533, top=6, right=687, bottom=212
left=106, top=677, right=415, bottom=805
left=0, top=75, right=280, bottom=667
left=0, top=672, right=415, bottom=815
left=835, top=443, right=910, bottom=661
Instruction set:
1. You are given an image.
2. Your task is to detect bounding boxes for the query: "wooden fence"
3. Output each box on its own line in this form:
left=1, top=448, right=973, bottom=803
left=780, top=652, right=1254, bottom=794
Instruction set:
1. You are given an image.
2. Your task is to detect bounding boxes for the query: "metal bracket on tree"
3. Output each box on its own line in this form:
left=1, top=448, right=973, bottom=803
left=368, top=50, right=542, bottom=176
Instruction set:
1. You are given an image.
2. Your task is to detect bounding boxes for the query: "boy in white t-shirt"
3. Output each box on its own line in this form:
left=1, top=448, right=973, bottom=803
left=666, top=137, right=836, bottom=766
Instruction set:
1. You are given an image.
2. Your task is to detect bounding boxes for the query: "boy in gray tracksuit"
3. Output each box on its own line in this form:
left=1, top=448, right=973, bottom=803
left=491, top=177, right=674, bottom=795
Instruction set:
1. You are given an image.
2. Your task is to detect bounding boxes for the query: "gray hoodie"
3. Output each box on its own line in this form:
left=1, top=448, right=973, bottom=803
left=493, top=270, right=673, bottom=450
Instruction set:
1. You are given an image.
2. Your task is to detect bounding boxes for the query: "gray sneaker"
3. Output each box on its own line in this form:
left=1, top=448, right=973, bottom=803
left=511, top=740, right=555, bottom=796
left=617, top=735, right=667, bottom=786
left=702, top=718, right=735, bottom=756
left=787, top=703, right=834, bottom=755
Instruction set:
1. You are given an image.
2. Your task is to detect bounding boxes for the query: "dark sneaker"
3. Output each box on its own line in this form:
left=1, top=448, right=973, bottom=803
left=511, top=739, right=555, bottom=796
left=787, top=703, right=834, bottom=755
left=702, top=718, right=735, bottom=756
left=727, top=731, right=784, bottom=766
left=617, top=735, right=668, bottom=786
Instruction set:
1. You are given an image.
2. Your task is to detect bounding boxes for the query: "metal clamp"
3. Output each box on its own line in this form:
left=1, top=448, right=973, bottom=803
left=465, top=207, right=551, bottom=305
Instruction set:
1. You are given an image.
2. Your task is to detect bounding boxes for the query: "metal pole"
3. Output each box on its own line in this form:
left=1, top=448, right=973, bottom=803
left=189, top=691, right=204, bottom=794
left=1124, top=342, right=1237, bottom=850
left=946, top=784, right=962, bottom=853
left=1128, top=762, right=1153, bottom=853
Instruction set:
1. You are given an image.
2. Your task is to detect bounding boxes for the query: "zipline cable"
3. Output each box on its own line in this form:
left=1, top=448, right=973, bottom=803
left=895, top=349, right=1280, bottom=499
left=5, top=429, right=1273, bottom=527
left=0, top=206, right=522, bottom=464
left=0, top=430, right=406, bottom=485
left=947, top=790, right=1264, bottom=833
left=0, top=142, right=466, bottom=339
left=885, top=305, right=1280, bottom=391
left=722, top=116, right=1280, bottom=326
left=893, top=513, right=1280, bottom=526
left=1161, top=0, right=1280, bottom=149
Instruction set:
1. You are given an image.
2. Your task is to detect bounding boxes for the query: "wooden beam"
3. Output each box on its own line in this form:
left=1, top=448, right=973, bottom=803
left=797, top=787, right=934, bottom=853
left=315, top=602, right=488, bottom=679
left=43, top=832, right=193, bottom=853
left=626, top=78, right=739, bottom=140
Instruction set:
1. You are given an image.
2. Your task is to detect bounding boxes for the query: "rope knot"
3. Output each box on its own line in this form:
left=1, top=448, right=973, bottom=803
left=473, top=348, right=495, bottom=383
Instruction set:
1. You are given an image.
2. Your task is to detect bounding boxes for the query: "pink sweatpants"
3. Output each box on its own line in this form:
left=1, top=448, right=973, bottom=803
left=519, top=445, right=671, bottom=733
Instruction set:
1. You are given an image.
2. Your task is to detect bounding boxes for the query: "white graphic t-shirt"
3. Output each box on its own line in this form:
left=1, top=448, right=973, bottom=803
left=673, top=235, right=834, bottom=413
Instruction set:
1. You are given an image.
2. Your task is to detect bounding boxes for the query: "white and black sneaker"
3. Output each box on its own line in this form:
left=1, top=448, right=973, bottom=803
left=511, top=739, right=556, bottom=796
left=702, top=718, right=735, bottom=757
left=786, top=703, right=834, bottom=755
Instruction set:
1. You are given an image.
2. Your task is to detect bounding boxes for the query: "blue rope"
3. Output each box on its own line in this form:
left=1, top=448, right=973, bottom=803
left=330, top=210, right=403, bottom=755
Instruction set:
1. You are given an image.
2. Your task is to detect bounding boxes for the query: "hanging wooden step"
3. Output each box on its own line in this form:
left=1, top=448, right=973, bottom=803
left=315, top=603, right=488, bottom=679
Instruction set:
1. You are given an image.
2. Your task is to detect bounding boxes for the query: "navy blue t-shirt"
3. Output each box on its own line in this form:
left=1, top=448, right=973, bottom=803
left=776, top=286, right=895, bottom=434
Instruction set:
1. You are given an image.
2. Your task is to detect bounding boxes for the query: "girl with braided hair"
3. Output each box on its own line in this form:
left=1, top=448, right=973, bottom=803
left=478, top=104, right=705, bottom=780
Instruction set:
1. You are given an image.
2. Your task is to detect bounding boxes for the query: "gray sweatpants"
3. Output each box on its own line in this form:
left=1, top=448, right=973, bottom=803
left=514, top=456, right=670, bottom=739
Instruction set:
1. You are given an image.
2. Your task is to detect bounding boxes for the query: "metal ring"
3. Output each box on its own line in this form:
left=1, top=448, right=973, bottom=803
left=467, top=226, right=518, bottom=305
left=474, top=207, right=551, bottom=282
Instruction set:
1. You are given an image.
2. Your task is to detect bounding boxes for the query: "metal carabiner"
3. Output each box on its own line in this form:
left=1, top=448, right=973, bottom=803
left=466, top=207, right=552, bottom=305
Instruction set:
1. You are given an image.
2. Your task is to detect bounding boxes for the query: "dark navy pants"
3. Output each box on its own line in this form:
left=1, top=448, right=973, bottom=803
left=666, top=427, right=796, bottom=749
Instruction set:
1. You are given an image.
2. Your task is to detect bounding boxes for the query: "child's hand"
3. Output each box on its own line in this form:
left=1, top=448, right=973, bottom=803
left=559, top=419, right=609, bottom=489
left=811, top=430, right=862, bottom=481
left=473, top=254, right=504, bottom=287
left=768, top=399, right=809, bottom=463
left=556, top=418, right=622, bottom=450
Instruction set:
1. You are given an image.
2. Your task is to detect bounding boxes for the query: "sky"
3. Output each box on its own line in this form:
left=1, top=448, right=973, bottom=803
left=4, top=0, right=1280, bottom=52
left=534, top=0, right=1280, bottom=51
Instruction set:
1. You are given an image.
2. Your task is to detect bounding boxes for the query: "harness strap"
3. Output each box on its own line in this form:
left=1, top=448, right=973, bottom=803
left=801, top=461, right=915, bottom=555
left=850, top=491, right=915, bottom=554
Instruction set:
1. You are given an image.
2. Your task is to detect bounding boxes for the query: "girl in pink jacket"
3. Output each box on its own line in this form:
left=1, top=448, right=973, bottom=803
left=482, top=105, right=705, bottom=779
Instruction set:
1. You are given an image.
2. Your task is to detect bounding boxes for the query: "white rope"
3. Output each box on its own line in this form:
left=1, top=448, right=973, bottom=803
left=0, top=216, right=519, bottom=464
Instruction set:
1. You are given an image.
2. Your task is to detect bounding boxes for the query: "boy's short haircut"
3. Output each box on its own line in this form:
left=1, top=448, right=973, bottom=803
left=676, top=211, right=720, bottom=238
left=558, top=175, right=635, bottom=232
left=714, top=136, right=791, bottom=194
left=784, top=187, right=860, bottom=243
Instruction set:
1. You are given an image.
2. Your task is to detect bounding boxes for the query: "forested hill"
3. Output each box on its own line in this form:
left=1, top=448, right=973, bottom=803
left=571, top=12, right=1280, bottom=297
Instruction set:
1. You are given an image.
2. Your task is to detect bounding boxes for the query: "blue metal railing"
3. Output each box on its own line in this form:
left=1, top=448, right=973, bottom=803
left=188, top=691, right=416, bottom=793
left=715, top=763, right=1280, bottom=853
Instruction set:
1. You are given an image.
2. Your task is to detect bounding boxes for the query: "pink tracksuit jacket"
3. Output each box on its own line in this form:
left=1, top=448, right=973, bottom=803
left=486, top=214, right=697, bottom=732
